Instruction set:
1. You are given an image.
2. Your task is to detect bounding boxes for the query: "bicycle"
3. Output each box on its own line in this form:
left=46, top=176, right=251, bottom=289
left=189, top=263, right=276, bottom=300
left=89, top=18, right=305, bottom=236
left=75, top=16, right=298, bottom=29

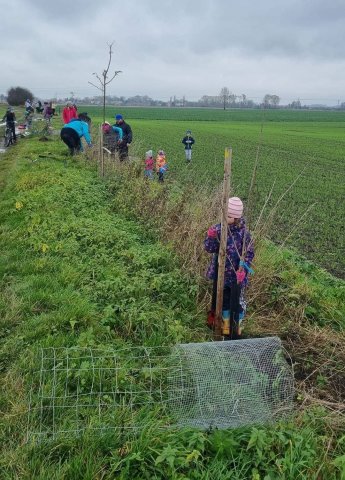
left=4, top=124, right=16, bottom=147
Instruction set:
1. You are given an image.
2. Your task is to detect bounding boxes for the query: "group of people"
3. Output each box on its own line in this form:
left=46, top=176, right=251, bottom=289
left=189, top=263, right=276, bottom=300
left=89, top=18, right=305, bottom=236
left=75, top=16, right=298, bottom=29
left=22, top=99, right=57, bottom=128
left=42, top=102, right=56, bottom=121
left=101, top=114, right=132, bottom=161
left=144, top=149, right=168, bottom=182
left=60, top=107, right=133, bottom=160
left=142, top=129, right=195, bottom=183
left=1, top=99, right=49, bottom=141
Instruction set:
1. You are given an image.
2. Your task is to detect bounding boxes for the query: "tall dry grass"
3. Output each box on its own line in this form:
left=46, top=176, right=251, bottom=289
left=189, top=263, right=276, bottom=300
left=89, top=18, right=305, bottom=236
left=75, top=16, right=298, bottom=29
left=86, top=137, right=345, bottom=420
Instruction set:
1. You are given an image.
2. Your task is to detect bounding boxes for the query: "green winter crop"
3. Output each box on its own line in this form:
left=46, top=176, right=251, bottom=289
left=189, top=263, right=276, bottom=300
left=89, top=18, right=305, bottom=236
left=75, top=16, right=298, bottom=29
left=84, top=106, right=345, bottom=278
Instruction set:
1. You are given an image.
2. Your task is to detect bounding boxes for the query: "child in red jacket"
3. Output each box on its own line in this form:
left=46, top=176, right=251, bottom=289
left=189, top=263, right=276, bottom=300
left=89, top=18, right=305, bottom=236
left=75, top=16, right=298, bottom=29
left=144, top=150, right=154, bottom=179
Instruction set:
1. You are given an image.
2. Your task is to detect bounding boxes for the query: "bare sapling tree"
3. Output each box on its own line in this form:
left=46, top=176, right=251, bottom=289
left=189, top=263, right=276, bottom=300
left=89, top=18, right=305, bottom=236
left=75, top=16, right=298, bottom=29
left=88, top=42, right=122, bottom=123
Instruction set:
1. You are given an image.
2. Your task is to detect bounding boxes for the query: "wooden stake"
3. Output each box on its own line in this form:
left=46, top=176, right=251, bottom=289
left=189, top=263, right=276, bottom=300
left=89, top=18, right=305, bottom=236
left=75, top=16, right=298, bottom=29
left=99, top=125, right=102, bottom=176
left=100, top=126, right=105, bottom=177
left=214, top=147, right=232, bottom=340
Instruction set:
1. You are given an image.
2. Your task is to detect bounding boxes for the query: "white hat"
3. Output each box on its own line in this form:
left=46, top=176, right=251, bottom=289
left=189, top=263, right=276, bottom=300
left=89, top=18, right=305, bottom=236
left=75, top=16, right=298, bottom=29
left=228, top=197, right=243, bottom=218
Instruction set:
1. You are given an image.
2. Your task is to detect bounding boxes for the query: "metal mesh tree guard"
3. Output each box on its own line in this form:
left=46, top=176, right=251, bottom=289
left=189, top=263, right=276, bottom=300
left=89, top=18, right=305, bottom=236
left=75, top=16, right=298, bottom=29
left=27, top=337, right=294, bottom=441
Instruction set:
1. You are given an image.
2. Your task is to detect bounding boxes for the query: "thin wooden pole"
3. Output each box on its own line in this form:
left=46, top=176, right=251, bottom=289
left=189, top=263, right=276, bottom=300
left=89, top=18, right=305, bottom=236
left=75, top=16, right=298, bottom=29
left=100, top=126, right=105, bottom=177
left=98, top=125, right=102, bottom=176
left=214, top=147, right=232, bottom=340
left=102, top=147, right=112, bottom=175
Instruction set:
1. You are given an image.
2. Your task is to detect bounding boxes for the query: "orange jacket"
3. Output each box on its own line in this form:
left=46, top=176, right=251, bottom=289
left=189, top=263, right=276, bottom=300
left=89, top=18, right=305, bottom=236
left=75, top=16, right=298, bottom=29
left=156, top=154, right=167, bottom=172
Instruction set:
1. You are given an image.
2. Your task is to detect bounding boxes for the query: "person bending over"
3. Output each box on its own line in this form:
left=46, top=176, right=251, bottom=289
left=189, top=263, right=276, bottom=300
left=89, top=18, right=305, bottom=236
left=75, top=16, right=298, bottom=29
left=60, top=113, right=92, bottom=155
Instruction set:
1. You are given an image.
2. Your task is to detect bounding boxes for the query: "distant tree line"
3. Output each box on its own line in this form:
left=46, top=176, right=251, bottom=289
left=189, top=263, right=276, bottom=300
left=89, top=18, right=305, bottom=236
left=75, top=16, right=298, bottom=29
left=58, top=92, right=288, bottom=109
left=0, top=85, right=343, bottom=110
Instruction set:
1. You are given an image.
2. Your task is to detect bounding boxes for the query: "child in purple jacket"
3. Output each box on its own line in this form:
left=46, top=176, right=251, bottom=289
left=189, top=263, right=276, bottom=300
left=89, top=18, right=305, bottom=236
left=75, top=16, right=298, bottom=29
left=204, top=197, right=254, bottom=338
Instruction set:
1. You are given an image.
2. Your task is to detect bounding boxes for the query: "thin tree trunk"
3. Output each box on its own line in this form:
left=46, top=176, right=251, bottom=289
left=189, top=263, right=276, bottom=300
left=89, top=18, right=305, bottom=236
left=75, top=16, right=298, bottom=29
left=103, top=85, right=106, bottom=125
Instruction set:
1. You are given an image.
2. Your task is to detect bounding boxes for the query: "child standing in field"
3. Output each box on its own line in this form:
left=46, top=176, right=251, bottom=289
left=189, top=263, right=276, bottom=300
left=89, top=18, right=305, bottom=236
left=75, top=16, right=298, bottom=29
left=204, top=197, right=254, bottom=339
left=144, top=150, right=154, bottom=179
left=156, top=150, right=168, bottom=182
left=182, top=130, right=195, bottom=162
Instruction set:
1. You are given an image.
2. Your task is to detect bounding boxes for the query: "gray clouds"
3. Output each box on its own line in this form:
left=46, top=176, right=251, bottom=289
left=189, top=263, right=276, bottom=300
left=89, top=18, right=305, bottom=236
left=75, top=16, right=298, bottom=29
left=1, top=0, right=345, bottom=102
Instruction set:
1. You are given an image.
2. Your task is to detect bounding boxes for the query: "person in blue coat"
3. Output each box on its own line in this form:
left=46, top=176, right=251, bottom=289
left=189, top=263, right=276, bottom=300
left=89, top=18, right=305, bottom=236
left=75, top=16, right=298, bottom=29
left=60, top=113, right=92, bottom=155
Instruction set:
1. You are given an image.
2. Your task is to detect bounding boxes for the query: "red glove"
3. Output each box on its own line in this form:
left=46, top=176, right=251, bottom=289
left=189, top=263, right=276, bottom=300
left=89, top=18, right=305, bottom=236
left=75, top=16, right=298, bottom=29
left=207, top=227, right=218, bottom=239
left=236, top=269, right=246, bottom=284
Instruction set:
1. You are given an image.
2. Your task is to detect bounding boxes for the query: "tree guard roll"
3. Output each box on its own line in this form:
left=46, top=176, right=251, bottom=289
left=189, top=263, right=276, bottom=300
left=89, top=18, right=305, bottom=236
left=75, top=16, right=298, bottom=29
left=168, top=337, right=294, bottom=429
left=27, top=337, right=293, bottom=440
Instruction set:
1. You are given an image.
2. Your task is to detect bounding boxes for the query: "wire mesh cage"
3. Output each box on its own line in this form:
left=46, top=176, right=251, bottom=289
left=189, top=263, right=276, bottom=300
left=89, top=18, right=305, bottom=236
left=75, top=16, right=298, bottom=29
left=27, top=337, right=294, bottom=441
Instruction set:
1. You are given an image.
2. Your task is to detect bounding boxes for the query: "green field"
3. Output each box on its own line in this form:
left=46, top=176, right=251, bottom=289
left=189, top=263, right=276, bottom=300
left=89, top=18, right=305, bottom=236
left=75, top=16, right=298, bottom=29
left=80, top=106, right=345, bottom=122
left=76, top=106, right=344, bottom=278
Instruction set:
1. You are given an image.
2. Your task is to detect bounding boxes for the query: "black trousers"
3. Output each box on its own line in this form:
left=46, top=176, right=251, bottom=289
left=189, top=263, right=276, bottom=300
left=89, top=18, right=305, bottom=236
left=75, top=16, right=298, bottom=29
left=211, top=281, right=241, bottom=313
left=211, top=272, right=242, bottom=340
left=60, top=128, right=81, bottom=155
left=118, top=144, right=128, bottom=161
left=7, top=122, right=16, bottom=141
left=103, top=132, right=118, bottom=154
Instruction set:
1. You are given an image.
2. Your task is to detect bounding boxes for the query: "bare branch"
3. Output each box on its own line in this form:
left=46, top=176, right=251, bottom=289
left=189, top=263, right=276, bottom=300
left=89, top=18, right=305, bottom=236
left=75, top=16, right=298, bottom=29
left=89, top=41, right=121, bottom=123
left=105, top=44, right=112, bottom=76
left=94, top=73, right=103, bottom=85
left=88, top=81, right=103, bottom=92
left=105, top=70, right=122, bottom=85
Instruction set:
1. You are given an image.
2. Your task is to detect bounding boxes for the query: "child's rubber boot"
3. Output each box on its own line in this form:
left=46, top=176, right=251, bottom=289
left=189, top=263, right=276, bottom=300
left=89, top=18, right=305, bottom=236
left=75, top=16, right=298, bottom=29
left=222, top=310, right=230, bottom=336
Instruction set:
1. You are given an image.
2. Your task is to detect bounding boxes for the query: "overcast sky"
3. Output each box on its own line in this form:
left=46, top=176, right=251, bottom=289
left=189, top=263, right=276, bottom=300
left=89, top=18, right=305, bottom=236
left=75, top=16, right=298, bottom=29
left=1, top=0, right=345, bottom=104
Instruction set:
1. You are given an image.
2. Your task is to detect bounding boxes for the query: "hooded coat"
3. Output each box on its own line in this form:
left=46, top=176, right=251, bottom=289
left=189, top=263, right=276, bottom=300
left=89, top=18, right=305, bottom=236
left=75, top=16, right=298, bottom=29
left=204, top=219, right=254, bottom=287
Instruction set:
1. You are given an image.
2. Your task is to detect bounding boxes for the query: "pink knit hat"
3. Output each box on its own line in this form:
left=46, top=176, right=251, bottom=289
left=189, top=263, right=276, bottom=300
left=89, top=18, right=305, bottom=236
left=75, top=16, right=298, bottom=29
left=228, top=197, right=243, bottom=218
